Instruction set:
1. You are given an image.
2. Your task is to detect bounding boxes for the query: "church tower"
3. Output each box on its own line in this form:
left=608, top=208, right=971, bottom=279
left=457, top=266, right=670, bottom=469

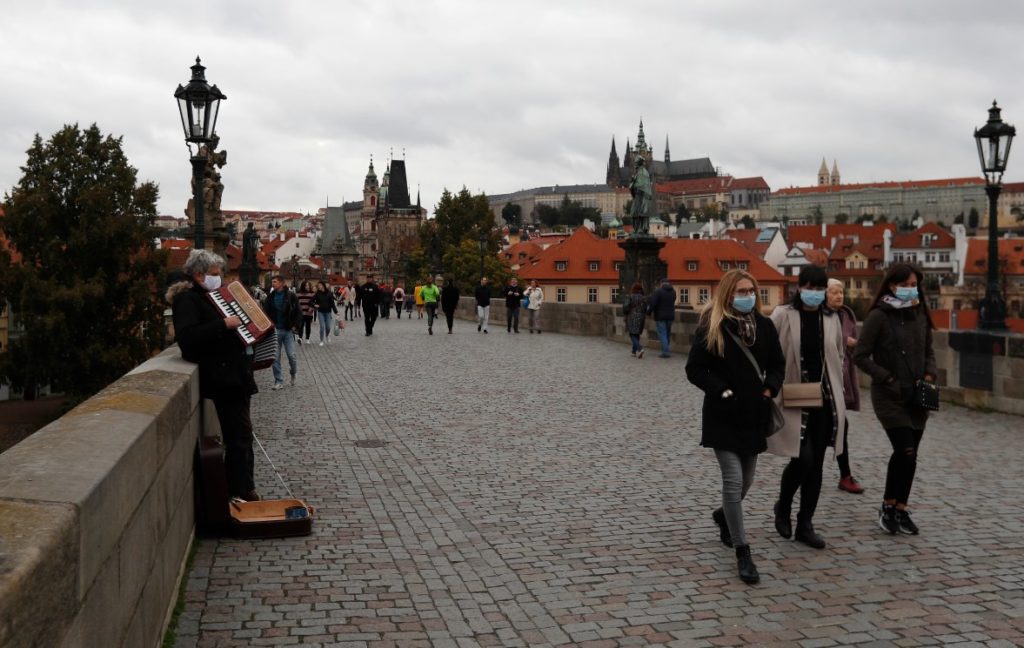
left=830, top=160, right=840, bottom=186
left=634, top=119, right=653, bottom=169
left=664, top=135, right=671, bottom=165
left=363, top=158, right=379, bottom=214
left=817, top=158, right=830, bottom=186
left=623, top=136, right=634, bottom=172
left=606, top=137, right=621, bottom=187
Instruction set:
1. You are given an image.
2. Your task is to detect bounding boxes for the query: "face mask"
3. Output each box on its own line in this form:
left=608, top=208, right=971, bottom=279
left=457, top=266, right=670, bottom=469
left=202, top=274, right=222, bottom=291
left=732, top=294, right=756, bottom=313
left=800, top=289, right=826, bottom=308
left=894, top=286, right=918, bottom=302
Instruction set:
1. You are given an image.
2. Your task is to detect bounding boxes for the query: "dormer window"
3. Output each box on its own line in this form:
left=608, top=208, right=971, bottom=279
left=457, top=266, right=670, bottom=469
left=555, top=261, right=567, bottom=272
left=721, top=262, right=731, bottom=270
left=589, top=261, right=600, bottom=272
left=614, top=262, right=623, bottom=271
left=738, top=262, right=748, bottom=270
left=687, top=261, right=698, bottom=271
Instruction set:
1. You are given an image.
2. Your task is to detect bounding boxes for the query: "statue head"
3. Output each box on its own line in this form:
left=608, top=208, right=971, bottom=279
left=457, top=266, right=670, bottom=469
left=634, top=156, right=645, bottom=167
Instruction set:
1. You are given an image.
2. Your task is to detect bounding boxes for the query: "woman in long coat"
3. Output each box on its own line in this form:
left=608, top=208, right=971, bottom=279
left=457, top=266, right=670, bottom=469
left=623, top=282, right=647, bottom=358
left=768, top=265, right=847, bottom=550
left=853, top=263, right=937, bottom=536
left=686, top=269, right=786, bottom=584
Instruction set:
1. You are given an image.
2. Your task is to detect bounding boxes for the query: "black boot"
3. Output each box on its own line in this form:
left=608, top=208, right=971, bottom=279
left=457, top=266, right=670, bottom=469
left=734, top=544, right=760, bottom=584
left=794, top=517, right=826, bottom=549
left=712, top=508, right=732, bottom=547
left=774, top=500, right=792, bottom=539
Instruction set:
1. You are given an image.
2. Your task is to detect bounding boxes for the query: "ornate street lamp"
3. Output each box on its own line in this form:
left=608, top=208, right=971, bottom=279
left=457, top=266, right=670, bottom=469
left=974, top=100, right=1015, bottom=330
left=174, top=57, right=226, bottom=250
left=478, top=230, right=488, bottom=279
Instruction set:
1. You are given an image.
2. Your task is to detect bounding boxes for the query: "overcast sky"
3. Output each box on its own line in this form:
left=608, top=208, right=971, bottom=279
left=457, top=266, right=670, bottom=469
left=2, top=1, right=1023, bottom=219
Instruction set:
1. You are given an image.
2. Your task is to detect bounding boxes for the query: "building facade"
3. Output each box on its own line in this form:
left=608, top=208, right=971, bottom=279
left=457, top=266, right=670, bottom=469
left=357, top=158, right=425, bottom=285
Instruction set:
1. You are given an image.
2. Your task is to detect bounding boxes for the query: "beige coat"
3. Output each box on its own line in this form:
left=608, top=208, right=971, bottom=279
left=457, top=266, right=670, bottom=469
left=766, top=304, right=847, bottom=458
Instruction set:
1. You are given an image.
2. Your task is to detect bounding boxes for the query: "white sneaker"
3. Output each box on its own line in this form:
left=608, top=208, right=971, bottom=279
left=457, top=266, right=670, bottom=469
left=319, top=342, right=324, bottom=347
left=272, top=383, right=284, bottom=391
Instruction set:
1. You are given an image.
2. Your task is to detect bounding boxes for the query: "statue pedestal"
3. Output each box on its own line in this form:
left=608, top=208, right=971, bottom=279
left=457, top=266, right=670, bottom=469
left=239, top=262, right=260, bottom=290
left=618, top=235, right=667, bottom=297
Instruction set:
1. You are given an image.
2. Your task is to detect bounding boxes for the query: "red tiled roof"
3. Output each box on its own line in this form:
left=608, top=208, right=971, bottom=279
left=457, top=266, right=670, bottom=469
left=516, top=228, right=786, bottom=285
left=930, top=309, right=1024, bottom=333
left=803, top=249, right=830, bottom=267
left=830, top=237, right=885, bottom=262
left=891, top=222, right=955, bottom=249
left=787, top=223, right=896, bottom=251
left=504, top=239, right=545, bottom=265
left=730, top=176, right=770, bottom=191
left=1000, top=182, right=1024, bottom=193
left=656, top=176, right=732, bottom=195
left=775, top=177, right=985, bottom=196
left=724, top=228, right=771, bottom=257
left=963, top=238, right=1024, bottom=276
left=161, top=238, right=192, bottom=250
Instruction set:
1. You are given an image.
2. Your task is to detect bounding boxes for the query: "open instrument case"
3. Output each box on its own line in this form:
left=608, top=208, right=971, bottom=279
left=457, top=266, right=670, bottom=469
left=229, top=498, right=314, bottom=539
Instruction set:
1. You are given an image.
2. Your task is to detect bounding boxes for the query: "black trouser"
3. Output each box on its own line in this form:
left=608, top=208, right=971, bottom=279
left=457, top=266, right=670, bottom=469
left=364, top=306, right=378, bottom=334
left=444, top=309, right=455, bottom=331
left=426, top=303, right=437, bottom=329
left=380, top=303, right=390, bottom=318
left=212, top=391, right=255, bottom=498
left=836, top=419, right=851, bottom=478
left=395, top=302, right=403, bottom=318
left=780, top=404, right=832, bottom=523
left=300, top=315, right=313, bottom=339
left=345, top=303, right=354, bottom=320
left=884, top=426, right=924, bottom=505
left=507, top=306, right=520, bottom=332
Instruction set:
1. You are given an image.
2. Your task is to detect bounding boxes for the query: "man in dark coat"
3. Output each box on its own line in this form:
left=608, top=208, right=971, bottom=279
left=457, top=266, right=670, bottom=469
left=474, top=277, right=491, bottom=333
left=168, top=249, right=258, bottom=502
left=262, top=275, right=302, bottom=389
left=357, top=274, right=381, bottom=336
left=503, top=278, right=523, bottom=333
left=440, top=278, right=461, bottom=334
left=646, top=278, right=677, bottom=358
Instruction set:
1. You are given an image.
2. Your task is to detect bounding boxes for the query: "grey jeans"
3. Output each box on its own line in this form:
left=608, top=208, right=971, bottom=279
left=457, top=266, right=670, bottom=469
left=714, top=449, right=758, bottom=546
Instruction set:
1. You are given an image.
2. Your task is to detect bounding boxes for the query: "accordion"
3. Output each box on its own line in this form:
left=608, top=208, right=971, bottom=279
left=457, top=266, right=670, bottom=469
left=206, top=281, right=274, bottom=346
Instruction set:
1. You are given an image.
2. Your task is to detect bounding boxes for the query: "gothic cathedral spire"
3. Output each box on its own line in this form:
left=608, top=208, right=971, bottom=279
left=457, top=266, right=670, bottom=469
left=606, top=136, right=621, bottom=187
left=664, top=135, right=671, bottom=164
left=830, top=160, right=840, bottom=186
left=818, top=157, right=830, bottom=186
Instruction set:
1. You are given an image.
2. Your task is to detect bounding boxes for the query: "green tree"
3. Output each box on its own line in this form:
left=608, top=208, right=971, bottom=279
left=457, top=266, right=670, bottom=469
left=557, top=194, right=601, bottom=228
left=0, top=124, right=166, bottom=401
left=441, top=237, right=515, bottom=295
left=834, top=212, right=850, bottom=224
left=739, top=215, right=756, bottom=229
left=536, top=203, right=560, bottom=229
left=433, top=187, right=494, bottom=250
left=811, top=204, right=824, bottom=225
left=954, top=212, right=965, bottom=225
left=501, top=201, right=522, bottom=228
left=675, top=203, right=690, bottom=225
left=968, top=207, right=980, bottom=229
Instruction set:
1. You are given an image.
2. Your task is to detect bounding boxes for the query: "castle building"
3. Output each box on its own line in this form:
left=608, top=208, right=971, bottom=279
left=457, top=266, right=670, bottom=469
left=356, top=157, right=425, bottom=285
left=606, top=119, right=718, bottom=187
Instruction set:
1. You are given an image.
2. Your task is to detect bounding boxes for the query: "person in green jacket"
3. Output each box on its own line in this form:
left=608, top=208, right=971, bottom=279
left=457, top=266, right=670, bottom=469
left=421, top=276, right=441, bottom=335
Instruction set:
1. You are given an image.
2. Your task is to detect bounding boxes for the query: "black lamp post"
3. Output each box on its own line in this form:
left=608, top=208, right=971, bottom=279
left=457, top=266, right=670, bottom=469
left=477, top=230, right=488, bottom=279
left=175, top=57, right=226, bottom=250
left=974, top=100, right=1015, bottom=330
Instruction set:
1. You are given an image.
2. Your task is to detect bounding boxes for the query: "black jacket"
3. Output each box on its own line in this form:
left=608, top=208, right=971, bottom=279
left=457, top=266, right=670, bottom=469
left=646, top=285, right=677, bottom=321
left=503, top=284, right=523, bottom=308
left=685, top=314, right=786, bottom=455
left=357, top=281, right=380, bottom=308
left=441, top=284, right=461, bottom=313
left=312, top=290, right=338, bottom=314
left=262, top=288, right=302, bottom=330
left=474, top=284, right=491, bottom=306
left=169, top=280, right=256, bottom=399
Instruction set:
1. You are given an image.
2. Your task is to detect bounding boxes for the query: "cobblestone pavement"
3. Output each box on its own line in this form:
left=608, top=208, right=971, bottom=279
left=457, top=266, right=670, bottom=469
left=174, top=315, right=1024, bottom=647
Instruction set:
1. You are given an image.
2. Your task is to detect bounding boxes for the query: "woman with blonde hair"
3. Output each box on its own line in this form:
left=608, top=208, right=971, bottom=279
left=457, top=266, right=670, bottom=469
left=685, top=269, right=786, bottom=584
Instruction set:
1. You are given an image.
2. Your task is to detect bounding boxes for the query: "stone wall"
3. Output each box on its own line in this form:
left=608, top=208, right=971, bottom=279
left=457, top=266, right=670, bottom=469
left=0, top=347, right=203, bottom=648
left=456, top=298, right=1024, bottom=416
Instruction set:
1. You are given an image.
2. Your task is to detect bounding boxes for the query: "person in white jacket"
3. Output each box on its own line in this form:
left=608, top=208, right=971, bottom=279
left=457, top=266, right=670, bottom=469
left=524, top=280, right=544, bottom=334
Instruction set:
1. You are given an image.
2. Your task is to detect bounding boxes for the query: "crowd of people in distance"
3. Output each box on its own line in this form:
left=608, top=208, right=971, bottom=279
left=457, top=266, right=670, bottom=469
left=170, top=249, right=937, bottom=587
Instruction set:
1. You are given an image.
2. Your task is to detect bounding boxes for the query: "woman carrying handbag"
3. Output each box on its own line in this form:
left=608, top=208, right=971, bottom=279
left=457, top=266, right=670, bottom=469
left=685, top=270, right=786, bottom=584
left=853, top=263, right=937, bottom=536
left=769, top=265, right=847, bottom=550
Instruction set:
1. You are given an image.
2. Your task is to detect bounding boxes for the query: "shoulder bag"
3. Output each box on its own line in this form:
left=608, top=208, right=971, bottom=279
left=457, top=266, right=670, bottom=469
left=725, top=328, right=785, bottom=436
left=885, top=315, right=939, bottom=411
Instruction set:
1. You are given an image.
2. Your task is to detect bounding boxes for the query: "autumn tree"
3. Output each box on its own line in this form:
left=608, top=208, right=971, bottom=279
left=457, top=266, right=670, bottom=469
left=0, top=124, right=166, bottom=401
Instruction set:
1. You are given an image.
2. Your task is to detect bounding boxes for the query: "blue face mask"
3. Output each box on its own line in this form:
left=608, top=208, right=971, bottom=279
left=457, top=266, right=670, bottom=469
left=732, top=294, right=756, bottom=313
left=800, top=289, right=826, bottom=308
left=894, top=286, right=918, bottom=302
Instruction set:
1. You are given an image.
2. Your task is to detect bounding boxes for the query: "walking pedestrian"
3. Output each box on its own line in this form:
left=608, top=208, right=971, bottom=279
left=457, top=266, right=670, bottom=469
left=827, top=278, right=864, bottom=494
left=393, top=285, right=406, bottom=318
left=312, top=281, right=338, bottom=346
left=342, top=283, right=356, bottom=321
left=685, top=269, right=786, bottom=584
left=623, top=282, right=647, bottom=358
left=524, top=280, right=544, bottom=333
left=769, top=265, right=847, bottom=549
left=853, top=263, right=937, bottom=536
left=404, top=291, right=415, bottom=317
left=357, top=274, right=380, bottom=336
left=421, top=276, right=440, bottom=334
left=441, top=278, right=460, bottom=334
left=474, top=277, right=491, bottom=333
left=646, top=278, right=677, bottom=357
left=169, top=249, right=259, bottom=502
left=262, top=275, right=302, bottom=390
left=503, top=278, right=523, bottom=333
left=296, top=280, right=315, bottom=344
left=414, top=282, right=425, bottom=319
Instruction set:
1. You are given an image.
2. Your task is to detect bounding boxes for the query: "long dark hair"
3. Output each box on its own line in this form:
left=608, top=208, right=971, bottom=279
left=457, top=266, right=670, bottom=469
left=869, top=262, right=933, bottom=328
left=789, top=265, right=829, bottom=307
left=299, top=280, right=312, bottom=292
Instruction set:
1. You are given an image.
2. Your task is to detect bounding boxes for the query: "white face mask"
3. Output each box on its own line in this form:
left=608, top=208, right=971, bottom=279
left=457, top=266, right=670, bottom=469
left=202, top=274, right=222, bottom=291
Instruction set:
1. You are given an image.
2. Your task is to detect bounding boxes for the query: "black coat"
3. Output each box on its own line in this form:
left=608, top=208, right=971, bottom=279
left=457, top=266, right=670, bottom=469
left=170, top=280, right=256, bottom=399
left=503, top=285, right=523, bottom=308
left=312, top=290, right=338, bottom=314
left=357, top=282, right=380, bottom=308
left=685, top=314, right=786, bottom=455
left=474, top=284, right=491, bottom=306
left=646, top=285, right=677, bottom=321
left=441, top=285, right=461, bottom=313
left=262, top=288, right=302, bottom=330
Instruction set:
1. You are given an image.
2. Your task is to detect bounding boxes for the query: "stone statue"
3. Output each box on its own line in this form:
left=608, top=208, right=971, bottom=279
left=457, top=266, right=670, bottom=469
left=629, top=156, right=652, bottom=235
left=242, top=223, right=258, bottom=266
left=185, top=135, right=228, bottom=251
